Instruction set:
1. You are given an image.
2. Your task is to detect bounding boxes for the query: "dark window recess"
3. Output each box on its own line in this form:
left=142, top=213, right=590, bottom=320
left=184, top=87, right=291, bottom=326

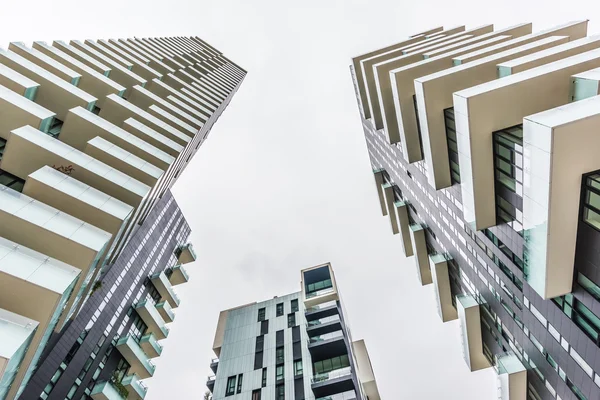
left=292, top=326, right=301, bottom=343
left=582, top=172, right=600, bottom=232
left=493, top=125, right=524, bottom=235
left=262, top=368, right=267, bottom=387
left=287, top=313, right=296, bottom=328
left=260, top=320, right=269, bottom=335
left=226, top=376, right=236, bottom=396
left=254, top=351, right=264, bottom=370
left=258, top=307, right=266, bottom=322
left=293, top=360, right=303, bottom=376
left=291, top=299, right=299, bottom=312
left=256, top=335, right=265, bottom=352
left=91, top=106, right=101, bottom=115
left=275, top=346, right=284, bottom=364
left=444, top=107, right=461, bottom=184
left=0, top=138, right=6, bottom=161
left=413, top=94, right=424, bottom=158
left=293, top=342, right=302, bottom=360
left=294, top=374, right=305, bottom=400
left=252, top=389, right=261, bottom=400
left=0, top=169, right=25, bottom=193
left=276, top=383, right=285, bottom=400
left=237, top=374, right=243, bottom=394
left=276, top=365, right=284, bottom=382
left=276, top=330, right=284, bottom=347
left=47, top=117, right=64, bottom=138
left=276, top=303, right=284, bottom=316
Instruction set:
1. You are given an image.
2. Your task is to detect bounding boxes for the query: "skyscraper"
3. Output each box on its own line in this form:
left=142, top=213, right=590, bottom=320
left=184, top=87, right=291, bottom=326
left=206, top=263, right=380, bottom=400
left=0, top=35, right=245, bottom=400
left=352, top=21, right=600, bottom=400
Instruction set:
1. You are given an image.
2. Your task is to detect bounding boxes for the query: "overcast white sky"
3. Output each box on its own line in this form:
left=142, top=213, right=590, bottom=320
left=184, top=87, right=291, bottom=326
left=3, top=1, right=600, bottom=398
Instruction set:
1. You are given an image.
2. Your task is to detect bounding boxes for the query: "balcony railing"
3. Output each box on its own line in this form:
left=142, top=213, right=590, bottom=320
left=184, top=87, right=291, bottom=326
left=311, top=366, right=353, bottom=384
left=308, top=314, right=341, bottom=327
left=309, top=330, right=344, bottom=344
left=121, top=374, right=148, bottom=399
left=306, top=287, right=335, bottom=299
left=316, top=390, right=357, bottom=400
left=306, top=300, right=337, bottom=313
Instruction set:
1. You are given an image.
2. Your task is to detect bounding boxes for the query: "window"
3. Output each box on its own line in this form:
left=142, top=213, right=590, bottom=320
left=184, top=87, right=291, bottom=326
left=237, top=374, right=243, bottom=394
left=260, top=320, right=269, bottom=335
left=294, top=360, right=303, bottom=376
left=276, top=303, right=284, bottom=317
left=291, top=299, right=299, bottom=312
left=444, top=108, right=460, bottom=184
left=276, top=365, right=284, bottom=382
left=276, top=346, right=284, bottom=364
left=256, top=335, right=264, bottom=352
left=226, top=376, right=236, bottom=396
left=578, top=272, right=600, bottom=302
left=276, top=383, right=285, bottom=400
left=257, top=307, right=266, bottom=322
left=252, top=389, right=261, bottom=400
left=262, top=368, right=267, bottom=387
left=584, top=173, right=600, bottom=231
left=313, top=354, right=350, bottom=374
left=287, top=313, right=296, bottom=328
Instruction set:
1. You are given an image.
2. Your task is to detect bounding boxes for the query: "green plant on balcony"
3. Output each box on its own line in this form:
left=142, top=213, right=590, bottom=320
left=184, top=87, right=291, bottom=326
left=110, top=374, right=129, bottom=399
left=90, top=281, right=103, bottom=296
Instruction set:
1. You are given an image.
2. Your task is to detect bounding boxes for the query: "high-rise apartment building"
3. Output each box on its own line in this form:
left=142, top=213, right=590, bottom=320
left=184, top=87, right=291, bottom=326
left=352, top=20, right=600, bottom=400
left=0, top=35, right=245, bottom=400
left=205, top=263, right=380, bottom=400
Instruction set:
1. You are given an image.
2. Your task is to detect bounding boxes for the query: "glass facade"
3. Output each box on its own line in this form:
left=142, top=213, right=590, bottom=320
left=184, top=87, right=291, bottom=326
left=583, top=173, right=600, bottom=231
left=493, top=125, right=524, bottom=234
left=444, top=108, right=460, bottom=184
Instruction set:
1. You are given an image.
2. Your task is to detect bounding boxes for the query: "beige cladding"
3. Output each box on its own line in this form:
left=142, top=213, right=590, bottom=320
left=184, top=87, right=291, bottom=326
left=454, top=47, right=600, bottom=230
left=32, top=41, right=126, bottom=108
left=415, top=21, right=591, bottom=190
left=373, top=170, right=387, bottom=216
left=382, top=183, right=399, bottom=234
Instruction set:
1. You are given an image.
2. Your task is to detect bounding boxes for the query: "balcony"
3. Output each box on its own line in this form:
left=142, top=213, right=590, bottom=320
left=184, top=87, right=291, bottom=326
left=495, top=353, right=527, bottom=400
left=168, top=264, right=189, bottom=286
left=115, top=335, right=155, bottom=379
left=303, top=264, right=340, bottom=308
left=139, top=333, right=163, bottom=358
left=305, top=300, right=338, bottom=322
left=308, top=331, right=348, bottom=361
left=134, top=300, right=169, bottom=340
left=155, top=301, right=175, bottom=323
left=150, top=271, right=180, bottom=308
left=2, top=125, right=150, bottom=208
left=210, top=358, right=219, bottom=374
left=175, top=243, right=196, bottom=264
left=429, top=255, right=458, bottom=322
left=456, top=295, right=490, bottom=371
left=206, top=375, right=215, bottom=392
left=90, top=381, right=126, bottom=400
left=311, top=367, right=355, bottom=399
left=307, top=315, right=342, bottom=336
left=0, top=308, right=38, bottom=394
left=122, top=374, right=148, bottom=400
left=409, top=224, right=432, bottom=285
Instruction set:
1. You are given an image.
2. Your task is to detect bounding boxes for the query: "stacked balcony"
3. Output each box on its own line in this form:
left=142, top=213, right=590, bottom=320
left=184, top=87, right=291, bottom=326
left=175, top=243, right=196, bottom=264
left=353, top=20, right=600, bottom=400
left=0, top=34, right=245, bottom=399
